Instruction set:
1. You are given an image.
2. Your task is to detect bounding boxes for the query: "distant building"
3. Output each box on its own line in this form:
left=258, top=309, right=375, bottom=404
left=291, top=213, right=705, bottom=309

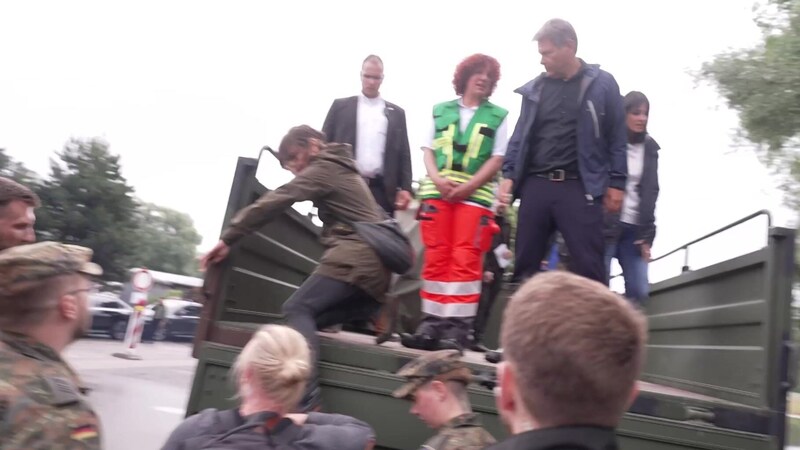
left=121, top=268, right=203, bottom=304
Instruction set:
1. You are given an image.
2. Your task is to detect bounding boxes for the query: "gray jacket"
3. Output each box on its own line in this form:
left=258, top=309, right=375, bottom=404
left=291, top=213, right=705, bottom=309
left=161, top=408, right=375, bottom=450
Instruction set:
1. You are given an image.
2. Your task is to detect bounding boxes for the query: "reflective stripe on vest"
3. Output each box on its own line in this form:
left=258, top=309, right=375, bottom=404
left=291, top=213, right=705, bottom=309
left=439, top=124, right=456, bottom=171
left=418, top=170, right=496, bottom=206
left=462, top=122, right=488, bottom=171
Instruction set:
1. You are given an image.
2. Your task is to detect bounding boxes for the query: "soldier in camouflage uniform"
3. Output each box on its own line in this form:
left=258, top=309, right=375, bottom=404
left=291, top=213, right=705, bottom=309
left=0, top=241, right=104, bottom=449
left=394, top=350, right=496, bottom=450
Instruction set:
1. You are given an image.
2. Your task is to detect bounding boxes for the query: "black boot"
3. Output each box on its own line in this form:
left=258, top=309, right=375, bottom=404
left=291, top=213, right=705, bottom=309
left=471, top=342, right=492, bottom=352
left=470, top=332, right=491, bottom=352
left=400, top=333, right=438, bottom=351
left=485, top=348, right=503, bottom=364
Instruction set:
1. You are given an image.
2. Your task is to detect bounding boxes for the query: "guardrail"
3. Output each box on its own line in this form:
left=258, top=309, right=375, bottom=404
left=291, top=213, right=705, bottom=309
left=611, top=210, right=772, bottom=279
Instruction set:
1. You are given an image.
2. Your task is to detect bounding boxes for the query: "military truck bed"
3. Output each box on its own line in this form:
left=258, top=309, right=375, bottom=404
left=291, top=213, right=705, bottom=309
left=188, top=157, right=795, bottom=449
left=209, top=321, right=753, bottom=409
left=189, top=321, right=785, bottom=450
left=321, top=329, right=750, bottom=407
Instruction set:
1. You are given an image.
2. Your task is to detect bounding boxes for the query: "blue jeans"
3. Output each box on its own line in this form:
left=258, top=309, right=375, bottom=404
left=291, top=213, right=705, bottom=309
left=605, top=223, right=649, bottom=306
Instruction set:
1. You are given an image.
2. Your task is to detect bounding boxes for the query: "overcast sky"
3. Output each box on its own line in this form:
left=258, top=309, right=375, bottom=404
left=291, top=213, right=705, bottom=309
left=0, top=0, right=792, bottom=284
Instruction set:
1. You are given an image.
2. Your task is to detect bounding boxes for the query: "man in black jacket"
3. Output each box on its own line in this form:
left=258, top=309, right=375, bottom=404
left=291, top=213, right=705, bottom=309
left=322, top=54, right=413, bottom=216
left=488, top=271, right=646, bottom=450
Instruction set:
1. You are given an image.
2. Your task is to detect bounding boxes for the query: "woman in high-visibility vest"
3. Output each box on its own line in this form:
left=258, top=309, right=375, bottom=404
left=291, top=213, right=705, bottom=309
left=401, top=54, right=508, bottom=350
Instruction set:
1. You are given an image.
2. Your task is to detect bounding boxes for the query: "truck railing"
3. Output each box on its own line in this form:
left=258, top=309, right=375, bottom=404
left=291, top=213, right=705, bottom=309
left=611, top=210, right=773, bottom=280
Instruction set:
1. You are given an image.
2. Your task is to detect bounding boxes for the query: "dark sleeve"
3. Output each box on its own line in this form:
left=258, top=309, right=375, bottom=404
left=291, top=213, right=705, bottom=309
left=603, top=74, right=628, bottom=191
left=220, top=163, right=333, bottom=245
left=322, top=100, right=338, bottom=142
left=638, top=149, right=660, bottom=246
left=502, top=100, right=526, bottom=180
left=501, top=219, right=512, bottom=245
left=0, top=376, right=102, bottom=450
left=160, top=413, right=204, bottom=450
left=300, top=412, right=376, bottom=450
left=396, top=108, right=413, bottom=193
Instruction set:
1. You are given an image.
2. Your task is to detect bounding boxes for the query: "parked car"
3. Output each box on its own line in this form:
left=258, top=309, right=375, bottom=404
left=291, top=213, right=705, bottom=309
left=88, top=293, right=133, bottom=340
left=146, top=299, right=202, bottom=341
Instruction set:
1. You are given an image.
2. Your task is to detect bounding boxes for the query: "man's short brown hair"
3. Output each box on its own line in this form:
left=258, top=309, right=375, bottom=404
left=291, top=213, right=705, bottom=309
left=0, top=177, right=40, bottom=209
left=501, top=271, right=647, bottom=427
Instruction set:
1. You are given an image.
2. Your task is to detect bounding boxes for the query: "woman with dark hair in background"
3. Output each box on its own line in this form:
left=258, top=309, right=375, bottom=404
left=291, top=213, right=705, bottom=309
left=604, top=91, right=660, bottom=307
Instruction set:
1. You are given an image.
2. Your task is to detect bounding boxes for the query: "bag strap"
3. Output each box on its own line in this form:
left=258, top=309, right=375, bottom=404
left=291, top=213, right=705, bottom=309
left=202, top=411, right=289, bottom=448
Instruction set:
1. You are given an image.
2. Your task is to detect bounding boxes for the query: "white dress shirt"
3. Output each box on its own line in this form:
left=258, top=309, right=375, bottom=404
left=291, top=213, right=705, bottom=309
left=620, top=142, right=645, bottom=225
left=355, top=94, right=388, bottom=178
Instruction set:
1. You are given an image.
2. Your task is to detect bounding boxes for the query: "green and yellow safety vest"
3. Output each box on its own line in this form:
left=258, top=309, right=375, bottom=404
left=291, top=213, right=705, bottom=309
left=418, top=99, right=508, bottom=207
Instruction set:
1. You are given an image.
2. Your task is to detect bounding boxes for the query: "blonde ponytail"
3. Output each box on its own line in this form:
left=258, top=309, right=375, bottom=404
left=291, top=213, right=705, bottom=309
left=233, top=324, right=311, bottom=412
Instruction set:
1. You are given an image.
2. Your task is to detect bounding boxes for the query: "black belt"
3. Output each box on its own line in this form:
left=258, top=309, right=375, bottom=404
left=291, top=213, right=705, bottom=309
left=532, top=169, right=580, bottom=182
left=365, top=175, right=385, bottom=187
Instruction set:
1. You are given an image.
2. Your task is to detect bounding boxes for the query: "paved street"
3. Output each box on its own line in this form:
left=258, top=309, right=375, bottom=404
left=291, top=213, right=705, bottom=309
left=64, top=338, right=197, bottom=450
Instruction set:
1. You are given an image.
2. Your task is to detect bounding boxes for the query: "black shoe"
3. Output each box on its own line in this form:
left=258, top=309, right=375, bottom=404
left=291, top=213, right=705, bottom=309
left=375, top=331, right=395, bottom=345
left=485, top=349, right=503, bottom=364
left=434, top=338, right=463, bottom=354
left=400, top=333, right=437, bottom=351
left=470, top=342, right=491, bottom=353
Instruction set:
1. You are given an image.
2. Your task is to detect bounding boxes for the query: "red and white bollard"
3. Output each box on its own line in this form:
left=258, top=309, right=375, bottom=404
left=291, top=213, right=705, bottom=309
left=113, top=299, right=147, bottom=360
left=113, top=268, right=153, bottom=360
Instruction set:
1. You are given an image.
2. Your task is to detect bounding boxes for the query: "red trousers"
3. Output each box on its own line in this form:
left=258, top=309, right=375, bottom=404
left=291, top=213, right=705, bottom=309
left=419, top=199, right=498, bottom=321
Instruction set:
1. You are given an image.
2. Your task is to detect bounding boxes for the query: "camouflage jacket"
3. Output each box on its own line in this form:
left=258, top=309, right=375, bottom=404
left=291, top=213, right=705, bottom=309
left=0, top=331, right=102, bottom=449
left=420, top=413, right=496, bottom=450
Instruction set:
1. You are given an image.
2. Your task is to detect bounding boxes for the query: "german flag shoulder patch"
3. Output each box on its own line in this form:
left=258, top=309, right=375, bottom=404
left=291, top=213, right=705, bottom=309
left=70, top=424, right=99, bottom=442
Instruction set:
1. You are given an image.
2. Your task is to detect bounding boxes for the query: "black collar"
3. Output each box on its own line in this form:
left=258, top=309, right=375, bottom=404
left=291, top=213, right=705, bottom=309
left=490, top=425, right=618, bottom=450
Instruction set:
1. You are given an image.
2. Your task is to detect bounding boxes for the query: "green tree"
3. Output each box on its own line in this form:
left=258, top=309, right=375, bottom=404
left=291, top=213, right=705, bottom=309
left=701, top=1, right=800, bottom=365
left=35, top=138, right=140, bottom=281
left=132, top=203, right=203, bottom=276
left=0, top=148, right=41, bottom=187
left=700, top=0, right=800, bottom=207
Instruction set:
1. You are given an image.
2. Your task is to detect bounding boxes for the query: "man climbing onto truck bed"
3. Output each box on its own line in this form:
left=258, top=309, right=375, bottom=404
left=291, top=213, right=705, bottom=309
left=200, top=125, right=391, bottom=412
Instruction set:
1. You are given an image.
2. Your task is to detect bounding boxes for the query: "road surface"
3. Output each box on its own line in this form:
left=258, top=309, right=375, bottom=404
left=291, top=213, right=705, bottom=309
left=64, top=338, right=197, bottom=450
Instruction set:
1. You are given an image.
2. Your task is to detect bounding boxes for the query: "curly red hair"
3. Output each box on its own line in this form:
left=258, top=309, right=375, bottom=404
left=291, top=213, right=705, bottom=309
left=452, top=54, right=501, bottom=97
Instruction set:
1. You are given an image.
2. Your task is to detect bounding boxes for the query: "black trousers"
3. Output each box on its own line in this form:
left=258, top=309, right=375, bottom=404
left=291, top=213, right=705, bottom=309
left=415, top=316, right=474, bottom=347
left=513, top=176, right=606, bottom=283
left=367, top=176, right=394, bottom=216
left=474, top=275, right=503, bottom=341
left=282, top=274, right=380, bottom=399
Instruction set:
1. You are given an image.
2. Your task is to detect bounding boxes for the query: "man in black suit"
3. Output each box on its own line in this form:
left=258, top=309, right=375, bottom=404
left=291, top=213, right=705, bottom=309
left=322, top=55, right=413, bottom=216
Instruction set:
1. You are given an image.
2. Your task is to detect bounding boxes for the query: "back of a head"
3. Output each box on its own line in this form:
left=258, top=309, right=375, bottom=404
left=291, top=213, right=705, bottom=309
left=233, top=324, right=311, bottom=412
left=501, top=271, right=646, bottom=427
